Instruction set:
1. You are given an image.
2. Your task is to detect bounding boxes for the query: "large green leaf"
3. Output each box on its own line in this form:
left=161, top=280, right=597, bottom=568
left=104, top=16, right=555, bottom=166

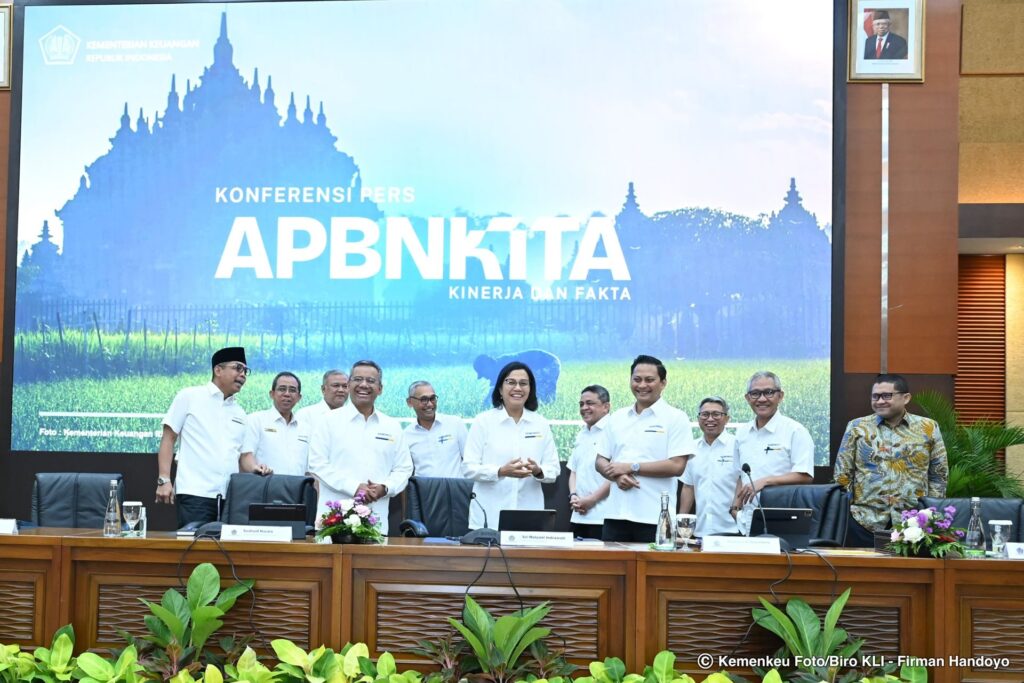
left=650, top=651, right=676, bottom=683
left=822, top=588, right=851, bottom=651
left=507, top=626, right=551, bottom=669
left=753, top=600, right=802, bottom=657
left=215, top=581, right=255, bottom=614
left=74, top=653, right=113, bottom=681
left=784, top=599, right=820, bottom=655
left=376, top=653, right=396, bottom=678
left=448, top=620, right=487, bottom=669
left=187, top=564, right=222, bottom=611
left=898, top=664, right=927, bottom=683
left=273, top=640, right=311, bottom=669
left=49, top=634, right=73, bottom=671
left=146, top=602, right=187, bottom=644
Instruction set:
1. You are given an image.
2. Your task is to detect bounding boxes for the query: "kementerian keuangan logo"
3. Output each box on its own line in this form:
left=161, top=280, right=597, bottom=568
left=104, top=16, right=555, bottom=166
left=39, top=25, right=81, bottom=65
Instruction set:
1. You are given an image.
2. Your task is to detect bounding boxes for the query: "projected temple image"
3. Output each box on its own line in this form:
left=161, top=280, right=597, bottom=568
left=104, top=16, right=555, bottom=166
left=11, top=1, right=833, bottom=456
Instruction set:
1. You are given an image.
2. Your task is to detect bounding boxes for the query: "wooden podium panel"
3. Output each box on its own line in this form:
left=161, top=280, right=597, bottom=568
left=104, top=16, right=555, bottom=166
left=943, top=559, right=1024, bottom=683
left=339, top=540, right=634, bottom=668
left=60, top=533, right=340, bottom=650
left=638, top=550, right=942, bottom=678
left=0, top=530, right=66, bottom=647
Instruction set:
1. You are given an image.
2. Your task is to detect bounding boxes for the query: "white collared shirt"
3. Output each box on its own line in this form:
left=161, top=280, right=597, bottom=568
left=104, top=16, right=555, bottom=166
left=567, top=416, right=610, bottom=525
left=295, top=399, right=334, bottom=429
left=599, top=398, right=697, bottom=525
left=463, top=407, right=559, bottom=530
left=399, top=412, right=468, bottom=478
left=307, top=402, right=412, bottom=534
left=163, top=382, right=247, bottom=499
left=736, top=412, right=815, bottom=480
left=681, top=432, right=741, bottom=537
left=242, top=408, right=310, bottom=476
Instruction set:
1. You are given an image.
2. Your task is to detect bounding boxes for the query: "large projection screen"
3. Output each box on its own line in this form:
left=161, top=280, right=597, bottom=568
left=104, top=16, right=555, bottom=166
left=7, top=0, right=834, bottom=461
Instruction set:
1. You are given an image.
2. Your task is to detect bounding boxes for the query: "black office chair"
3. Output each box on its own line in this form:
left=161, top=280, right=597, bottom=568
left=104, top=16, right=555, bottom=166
left=759, top=483, right=850, bottom=547
left=401, top=476, right=474, bottom=537
left=221, top=473, right=317, bottom=526
left=920, top=497, right=1023, bottom=542
left=31, top=472, right=124, bottom=528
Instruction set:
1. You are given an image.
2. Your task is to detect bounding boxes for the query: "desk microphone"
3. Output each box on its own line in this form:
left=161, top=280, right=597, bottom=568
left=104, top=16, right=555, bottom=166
left=461, top=492, right=500, bottom=546
left=741, top=463, right=789, bottom=552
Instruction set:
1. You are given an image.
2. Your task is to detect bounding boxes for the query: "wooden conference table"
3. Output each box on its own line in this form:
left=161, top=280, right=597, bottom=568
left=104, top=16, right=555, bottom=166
left=0, top=529, right=1021, bottom=683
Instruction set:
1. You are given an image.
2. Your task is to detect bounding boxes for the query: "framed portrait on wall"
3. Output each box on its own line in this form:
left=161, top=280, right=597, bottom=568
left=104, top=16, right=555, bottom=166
left=848, top=0, right=925, bottom=82
left=0, top=4, right=11, bottom=89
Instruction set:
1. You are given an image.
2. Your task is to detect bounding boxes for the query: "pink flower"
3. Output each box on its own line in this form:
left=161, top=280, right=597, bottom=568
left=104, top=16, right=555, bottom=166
left=890, top=530, right=901, bottom=542
left=354, top=504, right=371, bottom=518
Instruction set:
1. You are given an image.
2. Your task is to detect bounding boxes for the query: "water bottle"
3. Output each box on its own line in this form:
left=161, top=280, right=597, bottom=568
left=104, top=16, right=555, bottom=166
left=964, top=497, right=986, bottom=559
left=102, top=479, right=122, bottom=538
left=654, top=491, right=675, bottom=550
left=138, top=506, right=148, bottom=538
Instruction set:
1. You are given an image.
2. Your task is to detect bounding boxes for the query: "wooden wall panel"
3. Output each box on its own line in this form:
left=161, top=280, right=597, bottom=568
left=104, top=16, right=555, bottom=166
left=961, top=2, right=1024, bottom=75
left=956, top=255, right=1006, bottom=423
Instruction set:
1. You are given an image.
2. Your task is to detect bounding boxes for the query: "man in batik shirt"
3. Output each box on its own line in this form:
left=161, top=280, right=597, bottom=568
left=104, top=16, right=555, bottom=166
left=834, top=373, right=948, bottom=547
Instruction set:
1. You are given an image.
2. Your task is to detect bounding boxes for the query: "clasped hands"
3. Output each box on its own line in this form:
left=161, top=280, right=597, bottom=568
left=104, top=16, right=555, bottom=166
left=356, top=481, right=388, bottom=503
left=498, top=457, right=542, bottom=479
left=596, top=458, right=640, bottom=491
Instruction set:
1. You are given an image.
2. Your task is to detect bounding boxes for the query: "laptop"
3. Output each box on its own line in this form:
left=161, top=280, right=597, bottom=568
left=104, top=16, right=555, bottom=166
left=498, top=509, right=557, bottom=533
left=248, top=503, right=308, bottom=540
left=748, top=507, right=814, bottom=549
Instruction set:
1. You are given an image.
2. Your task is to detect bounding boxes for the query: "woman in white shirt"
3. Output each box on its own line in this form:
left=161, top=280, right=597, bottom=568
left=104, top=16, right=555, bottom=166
left=463, top=361, right=559, bottom=530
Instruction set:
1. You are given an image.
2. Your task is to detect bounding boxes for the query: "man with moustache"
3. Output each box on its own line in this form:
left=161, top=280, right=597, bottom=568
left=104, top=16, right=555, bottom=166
left=734, top=371, right=814, bottom=515
left=596, top=355, right=696, bottom=543
left=307, top=360, right=412, bottom=534
left=834, top=373, right=948, bottom=547
left=568, top=385, right=612, bottom=539
left=240, top=371, right=310, bottom=477
left=156, top=346, right=250, bottom=527
left=399, top=380, right=468, bottom=478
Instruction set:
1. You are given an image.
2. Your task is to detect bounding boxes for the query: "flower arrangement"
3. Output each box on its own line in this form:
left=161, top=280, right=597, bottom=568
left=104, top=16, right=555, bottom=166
left=887, top=505, right=965, bottom=558
left=315, top=492, right=384, bottom=543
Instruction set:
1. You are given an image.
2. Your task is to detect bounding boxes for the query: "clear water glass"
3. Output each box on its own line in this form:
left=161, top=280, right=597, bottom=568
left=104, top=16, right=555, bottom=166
left=122, top=501, right=143, bottom=537
left=676, top=514, right=697, bottom=550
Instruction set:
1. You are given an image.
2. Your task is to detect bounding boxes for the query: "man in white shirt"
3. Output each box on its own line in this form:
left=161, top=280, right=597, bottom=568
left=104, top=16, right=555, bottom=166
left=568, top=385, right=612, bottom=539
left=596, top=354, right=697, bottom=543
left=735, top=370, right=814, bottom=511
left=399, top=381, right=468, bottom=478
left=295, top=369, right=349, bottom=427
left=679, top=396, right=741, bottom=537
left=156, top=346, right=249, bottom=527
left=307, top=360, right=412, bottom=534
left=240, top=372, right=310, bottom=477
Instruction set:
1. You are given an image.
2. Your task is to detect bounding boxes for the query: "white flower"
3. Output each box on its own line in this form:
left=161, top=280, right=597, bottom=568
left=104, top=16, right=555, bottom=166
left=903, top=526, right=924, bottom=543
left=890, top=530, right=900, bottom=542
left=337, top=499, right=354, bottom=512
left=346, top=517, right=362, bottom=531
left=905, top=516, right=920, bottom=528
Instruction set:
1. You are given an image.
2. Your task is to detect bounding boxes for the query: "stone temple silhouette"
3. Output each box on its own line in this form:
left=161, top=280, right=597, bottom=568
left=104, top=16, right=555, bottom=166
left=39, top=12, right=382, bottom=305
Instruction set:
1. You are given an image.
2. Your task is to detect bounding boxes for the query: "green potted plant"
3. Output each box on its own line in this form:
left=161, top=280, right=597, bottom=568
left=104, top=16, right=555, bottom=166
left=913, top=390, right=1024, bottom=498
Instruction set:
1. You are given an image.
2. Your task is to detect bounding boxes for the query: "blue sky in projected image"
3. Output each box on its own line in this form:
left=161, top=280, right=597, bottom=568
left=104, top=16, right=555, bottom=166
left=18, top=0, right=832, bottom=255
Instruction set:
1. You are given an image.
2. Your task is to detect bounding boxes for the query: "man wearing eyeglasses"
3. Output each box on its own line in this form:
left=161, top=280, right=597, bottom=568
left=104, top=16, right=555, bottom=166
left=734, top=371, right=814, bottom=513
left=156, top=346, right=251, bottom=527
left=398, top=381, right=468, bottom=478
left=834, top=373, right=948, bottom=547
left=307, top=360, right=412, bottom=534
left=679, top=397, right=741, bottom=537
left=239, top=372, right=310, bottom=477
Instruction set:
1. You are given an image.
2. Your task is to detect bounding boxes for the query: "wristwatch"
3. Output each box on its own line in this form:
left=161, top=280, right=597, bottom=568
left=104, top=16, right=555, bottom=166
left=630, top=462, right=641, bottom=473
left=157, top=476, right=172, bottom=486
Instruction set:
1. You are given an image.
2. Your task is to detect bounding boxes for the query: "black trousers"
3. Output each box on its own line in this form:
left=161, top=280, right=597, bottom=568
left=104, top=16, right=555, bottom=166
left=572, top=522, right=604, bottom=540
left=176, top=494, right=220, bottom=528
left=601, top=518, right=657, bottom=543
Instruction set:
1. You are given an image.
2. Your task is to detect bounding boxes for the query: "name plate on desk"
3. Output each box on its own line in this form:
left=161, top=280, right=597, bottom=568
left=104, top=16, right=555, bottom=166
left=220, top=524, right=292, bottom=542
left=1005, top=542, right=1024, bottom=559
left=702, top=535, right=780, bottom=554
left=0, top=519, right=18, bottom=535
left=500, top=530, right=574, bottom=548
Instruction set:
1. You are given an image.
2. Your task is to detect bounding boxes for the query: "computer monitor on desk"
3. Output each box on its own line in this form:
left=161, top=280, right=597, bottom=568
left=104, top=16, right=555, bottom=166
left=498, top=509, right=557, bottom=533
left=748, top=507, right=814, bottom=549
left=248, top=503, right=308, bottom=540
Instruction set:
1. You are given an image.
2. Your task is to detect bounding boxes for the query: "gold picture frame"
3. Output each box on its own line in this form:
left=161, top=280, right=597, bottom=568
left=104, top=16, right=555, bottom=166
left=0, top=4, right=10, bottom=89
left=848, top=0, right=925, bottom=82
